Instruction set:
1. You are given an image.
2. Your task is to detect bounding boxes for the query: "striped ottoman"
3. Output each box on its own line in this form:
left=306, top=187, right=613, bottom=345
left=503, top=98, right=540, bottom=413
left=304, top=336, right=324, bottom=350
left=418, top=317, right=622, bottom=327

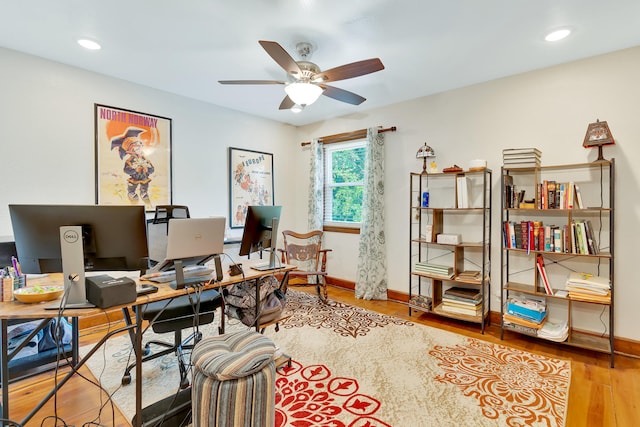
left=191, top=329, right=276, bottom=427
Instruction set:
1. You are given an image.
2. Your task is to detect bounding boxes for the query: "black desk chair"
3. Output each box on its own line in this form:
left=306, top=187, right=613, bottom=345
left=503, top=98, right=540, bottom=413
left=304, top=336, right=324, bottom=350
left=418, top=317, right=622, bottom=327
left=122, top=289, right=225, bottom=389
left=153, top=205, right=190, bottom=234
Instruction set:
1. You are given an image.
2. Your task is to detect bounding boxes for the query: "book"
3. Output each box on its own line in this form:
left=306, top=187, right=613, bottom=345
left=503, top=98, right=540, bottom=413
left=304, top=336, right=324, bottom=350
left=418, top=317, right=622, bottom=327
left=502, top=148, right=542, bottom=156
left=441, top=304, right=482, bottom=316
left=583, top=219, right=599, bottom=254
left=536, top=255, right=553, bottom=295
left=443, top=286, right=481, bottom=301
left=503, top=313, right=546, bottom=329
left=456, top=176, right=470, bottom=208
left=547, top=181, right=556, bottom=209
left=574, top=183, right=584, bottom=209
left=566, top=272, right=610, bottom=289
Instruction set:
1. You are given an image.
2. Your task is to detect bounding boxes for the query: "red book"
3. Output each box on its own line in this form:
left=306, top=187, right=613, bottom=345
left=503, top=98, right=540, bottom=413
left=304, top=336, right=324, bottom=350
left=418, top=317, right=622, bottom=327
left=536, top=255, right=553, bottom=295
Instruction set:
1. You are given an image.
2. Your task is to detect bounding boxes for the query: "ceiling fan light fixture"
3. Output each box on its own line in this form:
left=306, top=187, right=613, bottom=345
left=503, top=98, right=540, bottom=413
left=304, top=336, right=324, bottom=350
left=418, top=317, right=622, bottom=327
left=284, top=82, right=323, bottom=106
left=291, top=104, right=304, bottom=113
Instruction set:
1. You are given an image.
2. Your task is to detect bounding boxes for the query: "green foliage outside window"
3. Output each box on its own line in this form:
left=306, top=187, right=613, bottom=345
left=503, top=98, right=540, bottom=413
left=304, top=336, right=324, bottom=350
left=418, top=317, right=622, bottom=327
left=328, top=146, right=365, bottom=223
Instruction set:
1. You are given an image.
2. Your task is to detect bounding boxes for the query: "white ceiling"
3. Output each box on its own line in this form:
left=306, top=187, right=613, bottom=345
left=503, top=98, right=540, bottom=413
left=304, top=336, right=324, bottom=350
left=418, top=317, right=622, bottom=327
left=2, top=1, right=640, bottom=127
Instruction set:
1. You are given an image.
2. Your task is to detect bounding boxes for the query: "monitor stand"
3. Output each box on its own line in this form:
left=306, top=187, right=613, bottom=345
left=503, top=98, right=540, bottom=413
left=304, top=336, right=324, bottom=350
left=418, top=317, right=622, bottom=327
left=46, top=226, right=95, bottom=310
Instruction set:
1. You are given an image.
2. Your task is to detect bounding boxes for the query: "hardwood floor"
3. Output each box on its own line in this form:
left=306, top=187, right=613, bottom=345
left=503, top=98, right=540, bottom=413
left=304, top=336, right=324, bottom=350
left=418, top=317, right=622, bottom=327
left=5, top=286, right=639, bottom=426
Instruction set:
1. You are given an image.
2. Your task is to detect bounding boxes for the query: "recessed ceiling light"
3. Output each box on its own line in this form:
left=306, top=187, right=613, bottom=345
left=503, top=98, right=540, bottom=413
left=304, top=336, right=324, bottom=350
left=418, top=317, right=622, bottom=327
left=77, top=39, right=101, bottom=50
left=545, top=29, right=571, bottom=42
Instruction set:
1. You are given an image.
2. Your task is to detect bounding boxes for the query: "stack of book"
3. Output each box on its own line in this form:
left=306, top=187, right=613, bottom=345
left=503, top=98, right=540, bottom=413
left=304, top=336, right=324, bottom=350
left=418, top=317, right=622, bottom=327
left=441, top=287, right=482, bottom=316
left=455, top=270, right=481, bottom=282
left=414, top=262, right=454, bottom=278
left=503, top=296, right=547, bottom=333
left=502, top=148, right=541, bottom=168
left=565, top=272, right=611, bottom=303
left=537, top=320, right=569, bottom=342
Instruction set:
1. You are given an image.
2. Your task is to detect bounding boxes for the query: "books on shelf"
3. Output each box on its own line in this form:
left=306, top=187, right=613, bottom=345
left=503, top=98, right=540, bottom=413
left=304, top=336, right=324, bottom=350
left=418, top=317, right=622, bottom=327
left=441, top=303, right=482, bottom=316
left=503, top=148, right=541, bottom=168
left=455, top=270, right=481, bottom=282
left=456, top=176, right=470, bottom=208
left=507, top=296, right=547, bottom=323
left=536, top=255, right=553, bottom=295
left=503, top=312, right=546, bottom=329
left=443, top=286, right=481, bottom=301
left=414, top=262, right=454, bottom=278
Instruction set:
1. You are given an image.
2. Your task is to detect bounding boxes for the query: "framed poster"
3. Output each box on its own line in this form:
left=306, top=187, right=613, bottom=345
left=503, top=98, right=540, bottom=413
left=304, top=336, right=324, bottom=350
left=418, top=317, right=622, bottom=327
left=228, top=147, right=274, bottom=228
left=95, top=104, right=172, bottom=210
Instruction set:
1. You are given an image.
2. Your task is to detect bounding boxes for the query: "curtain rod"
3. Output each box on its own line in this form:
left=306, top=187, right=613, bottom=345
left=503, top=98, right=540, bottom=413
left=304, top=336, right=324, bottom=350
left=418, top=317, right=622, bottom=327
left=300, top=126, right=397, bottom=147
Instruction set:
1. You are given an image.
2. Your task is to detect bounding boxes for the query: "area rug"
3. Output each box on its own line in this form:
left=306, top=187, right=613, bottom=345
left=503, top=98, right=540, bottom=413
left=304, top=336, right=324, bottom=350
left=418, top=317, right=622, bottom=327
left=82, top=290, right=570, bottom=426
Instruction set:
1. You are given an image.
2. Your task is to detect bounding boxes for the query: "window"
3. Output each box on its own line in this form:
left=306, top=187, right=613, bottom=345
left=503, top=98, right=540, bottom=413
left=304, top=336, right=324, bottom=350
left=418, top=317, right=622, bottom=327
left=323, top=139, right=366, bottom=230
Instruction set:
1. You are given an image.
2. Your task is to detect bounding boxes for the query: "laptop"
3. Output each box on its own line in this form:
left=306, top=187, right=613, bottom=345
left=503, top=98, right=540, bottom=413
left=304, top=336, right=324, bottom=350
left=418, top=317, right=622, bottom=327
left=150, top=217, right=226, bottom=274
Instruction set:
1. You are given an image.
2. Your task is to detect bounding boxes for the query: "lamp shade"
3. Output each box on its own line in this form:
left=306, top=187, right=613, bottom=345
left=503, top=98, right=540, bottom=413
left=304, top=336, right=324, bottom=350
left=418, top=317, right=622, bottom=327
left=416, top=143, right=435, bottom=158
left=285, top=82, right=323, bottom=106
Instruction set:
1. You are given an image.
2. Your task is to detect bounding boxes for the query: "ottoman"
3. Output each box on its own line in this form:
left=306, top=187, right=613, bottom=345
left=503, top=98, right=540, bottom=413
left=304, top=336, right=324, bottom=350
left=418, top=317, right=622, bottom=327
left=191, top=329, right=277, bottom=427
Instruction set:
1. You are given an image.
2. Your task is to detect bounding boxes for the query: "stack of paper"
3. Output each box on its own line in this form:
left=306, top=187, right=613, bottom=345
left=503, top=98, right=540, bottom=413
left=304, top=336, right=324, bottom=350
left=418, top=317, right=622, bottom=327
left=565, top=272, right=611, bottom=302
left=538, top=320, right=569, bottom=342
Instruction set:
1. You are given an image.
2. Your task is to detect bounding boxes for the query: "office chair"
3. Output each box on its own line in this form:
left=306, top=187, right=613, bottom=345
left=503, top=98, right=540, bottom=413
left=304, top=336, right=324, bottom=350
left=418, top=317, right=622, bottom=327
left=122, top=289, right=225, bottom=389
left=153, top=205, right=190, bottom=234
left=279, top=230, right=332, bottom=302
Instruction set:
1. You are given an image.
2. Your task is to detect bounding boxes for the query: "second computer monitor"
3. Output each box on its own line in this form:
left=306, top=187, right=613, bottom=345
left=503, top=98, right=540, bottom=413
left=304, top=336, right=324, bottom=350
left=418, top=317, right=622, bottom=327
left=239, top=205, right=282, bottom=268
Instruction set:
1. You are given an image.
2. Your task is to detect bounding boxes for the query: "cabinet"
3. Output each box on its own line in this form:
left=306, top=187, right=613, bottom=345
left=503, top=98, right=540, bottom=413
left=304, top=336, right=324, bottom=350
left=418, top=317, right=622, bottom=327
left=409, top=169, right=492, bottom=333
left=500, top=160, right=615, bottom=367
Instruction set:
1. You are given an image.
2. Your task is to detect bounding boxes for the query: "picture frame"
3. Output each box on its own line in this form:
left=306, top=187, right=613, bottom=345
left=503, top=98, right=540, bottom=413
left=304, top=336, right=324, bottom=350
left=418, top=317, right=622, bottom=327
left=583, top=120, right=614, bottom=148
left=228, top=147, right=274, bottom=228
left=95, top=104, right=172, bottom=210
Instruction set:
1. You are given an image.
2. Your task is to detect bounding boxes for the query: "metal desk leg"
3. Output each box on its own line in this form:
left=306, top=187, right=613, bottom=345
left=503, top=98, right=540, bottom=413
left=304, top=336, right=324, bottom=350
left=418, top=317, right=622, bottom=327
left=134, top=308, right=143, bottom=427
left=1, top=319, right=9, bottom=421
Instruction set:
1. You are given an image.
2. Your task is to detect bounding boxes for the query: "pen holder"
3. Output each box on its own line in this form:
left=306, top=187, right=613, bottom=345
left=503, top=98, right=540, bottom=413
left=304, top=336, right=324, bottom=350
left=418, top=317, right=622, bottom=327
left=13, top=275, right=27, bottom=291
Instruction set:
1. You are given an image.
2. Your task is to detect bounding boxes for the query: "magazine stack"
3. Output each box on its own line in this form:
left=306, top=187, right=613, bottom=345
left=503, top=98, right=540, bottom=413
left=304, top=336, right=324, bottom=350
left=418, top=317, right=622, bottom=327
left=565, top=272, right=611, bottom=303
left=503, top=295, right=547, bottom=335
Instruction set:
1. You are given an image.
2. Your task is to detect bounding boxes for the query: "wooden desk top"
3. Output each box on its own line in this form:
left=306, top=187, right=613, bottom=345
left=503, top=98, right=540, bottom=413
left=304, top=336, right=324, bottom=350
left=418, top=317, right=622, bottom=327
left=0, top=261, right=294, bottom=320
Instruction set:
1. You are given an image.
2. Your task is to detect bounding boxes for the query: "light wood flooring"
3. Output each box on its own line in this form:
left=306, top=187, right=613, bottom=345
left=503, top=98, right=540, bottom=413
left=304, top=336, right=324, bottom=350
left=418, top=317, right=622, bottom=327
left=4, top=286, right=639, bottom=426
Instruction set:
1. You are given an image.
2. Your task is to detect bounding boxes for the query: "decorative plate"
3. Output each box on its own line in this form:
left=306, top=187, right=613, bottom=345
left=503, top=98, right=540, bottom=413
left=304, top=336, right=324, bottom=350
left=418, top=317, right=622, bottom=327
left=13, top=285, right=64, bottom=303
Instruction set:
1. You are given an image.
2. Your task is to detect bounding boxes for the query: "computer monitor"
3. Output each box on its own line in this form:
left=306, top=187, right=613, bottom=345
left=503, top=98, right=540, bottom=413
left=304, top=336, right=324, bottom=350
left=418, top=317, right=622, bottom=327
left=151, top=217, right=226, bottom=288
left=239, top=205, right=282, bottom=270
left=9, top=204, right=149, bottom=307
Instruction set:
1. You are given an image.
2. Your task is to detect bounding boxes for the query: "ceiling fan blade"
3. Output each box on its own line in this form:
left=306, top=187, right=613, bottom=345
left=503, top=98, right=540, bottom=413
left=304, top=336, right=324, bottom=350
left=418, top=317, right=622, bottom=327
left=258, top=40, right=302, bottom=76
left=320, top=84, right=366, bottom=105
left=218, top=80, right=285, bottom=85
left=312, top=58, right=384, bottom=83
left=279, top=96, right=295, bottom=110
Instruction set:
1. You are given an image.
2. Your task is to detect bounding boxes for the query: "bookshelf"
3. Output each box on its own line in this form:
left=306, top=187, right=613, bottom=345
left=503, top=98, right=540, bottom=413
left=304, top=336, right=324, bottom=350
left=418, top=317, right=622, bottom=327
left=409, top=168, right=492, bottom=333
left=500, top=160, right=615, bottom=367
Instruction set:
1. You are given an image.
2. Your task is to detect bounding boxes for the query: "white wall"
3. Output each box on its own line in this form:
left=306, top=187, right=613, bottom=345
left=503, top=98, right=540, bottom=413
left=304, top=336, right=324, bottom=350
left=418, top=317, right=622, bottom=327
left=0, top=47, right=298, bottom=245
left=294, top=46, right=640, bottom=342
left=2, top=45, right=639, bottom=342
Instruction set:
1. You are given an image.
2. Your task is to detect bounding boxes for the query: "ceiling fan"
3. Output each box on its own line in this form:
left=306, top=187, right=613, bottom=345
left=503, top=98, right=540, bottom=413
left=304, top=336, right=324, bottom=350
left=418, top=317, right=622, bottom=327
left=219, top=40, right=384, bottom=111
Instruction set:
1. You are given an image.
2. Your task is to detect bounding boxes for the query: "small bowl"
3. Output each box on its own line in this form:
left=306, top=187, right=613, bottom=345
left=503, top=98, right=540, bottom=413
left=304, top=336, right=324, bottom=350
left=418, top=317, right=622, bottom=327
left=13, top=286, right=64, bottom=303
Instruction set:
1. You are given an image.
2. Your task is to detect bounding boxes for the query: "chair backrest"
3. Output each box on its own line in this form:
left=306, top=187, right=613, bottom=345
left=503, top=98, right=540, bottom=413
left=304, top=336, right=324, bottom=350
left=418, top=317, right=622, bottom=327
left=281, top=230, right=323, bottom=272
left=153, top=205, right=190, bottom=224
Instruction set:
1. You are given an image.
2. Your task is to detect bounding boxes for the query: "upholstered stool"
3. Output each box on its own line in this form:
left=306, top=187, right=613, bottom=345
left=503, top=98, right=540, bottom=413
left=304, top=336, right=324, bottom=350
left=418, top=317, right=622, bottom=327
left=191, top=329, right=276, bottom=427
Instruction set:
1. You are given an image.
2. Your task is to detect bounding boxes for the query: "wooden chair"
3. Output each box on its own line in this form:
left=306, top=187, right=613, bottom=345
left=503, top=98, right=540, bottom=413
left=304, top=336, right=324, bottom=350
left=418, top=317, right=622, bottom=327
left=279, top=230, right=332, bottom=302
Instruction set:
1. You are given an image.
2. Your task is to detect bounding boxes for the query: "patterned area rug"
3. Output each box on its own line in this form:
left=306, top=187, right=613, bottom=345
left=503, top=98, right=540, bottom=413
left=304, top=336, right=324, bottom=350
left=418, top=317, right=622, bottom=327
left=82, top=290, right=570, bottom=426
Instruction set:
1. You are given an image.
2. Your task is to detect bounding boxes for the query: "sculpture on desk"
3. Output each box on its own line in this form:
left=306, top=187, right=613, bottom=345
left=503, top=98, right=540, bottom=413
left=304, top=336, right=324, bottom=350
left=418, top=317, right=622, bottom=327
left=111, top=127, right=155, bottom=203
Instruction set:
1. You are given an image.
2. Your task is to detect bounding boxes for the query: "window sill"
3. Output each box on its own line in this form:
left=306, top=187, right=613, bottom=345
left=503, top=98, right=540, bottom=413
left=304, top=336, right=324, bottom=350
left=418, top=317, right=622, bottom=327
left=323, top=225, right=360, bottom=234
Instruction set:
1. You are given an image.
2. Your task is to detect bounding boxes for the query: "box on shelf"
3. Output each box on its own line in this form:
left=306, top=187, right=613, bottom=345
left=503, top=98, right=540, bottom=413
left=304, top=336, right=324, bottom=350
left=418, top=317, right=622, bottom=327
left=436, top=234, right=461, bottom=245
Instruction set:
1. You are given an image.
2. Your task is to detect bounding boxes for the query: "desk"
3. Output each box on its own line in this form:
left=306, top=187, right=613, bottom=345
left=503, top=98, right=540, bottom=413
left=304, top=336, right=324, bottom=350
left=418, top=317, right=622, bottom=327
left=0, top=262, right=293, bottom=427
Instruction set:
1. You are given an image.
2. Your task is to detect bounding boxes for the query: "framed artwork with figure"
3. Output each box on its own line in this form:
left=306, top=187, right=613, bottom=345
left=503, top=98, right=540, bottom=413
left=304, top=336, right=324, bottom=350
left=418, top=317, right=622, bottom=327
left=228, top=147, right=274, bottom=228
left=95, top=104, right=172, bottom=210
